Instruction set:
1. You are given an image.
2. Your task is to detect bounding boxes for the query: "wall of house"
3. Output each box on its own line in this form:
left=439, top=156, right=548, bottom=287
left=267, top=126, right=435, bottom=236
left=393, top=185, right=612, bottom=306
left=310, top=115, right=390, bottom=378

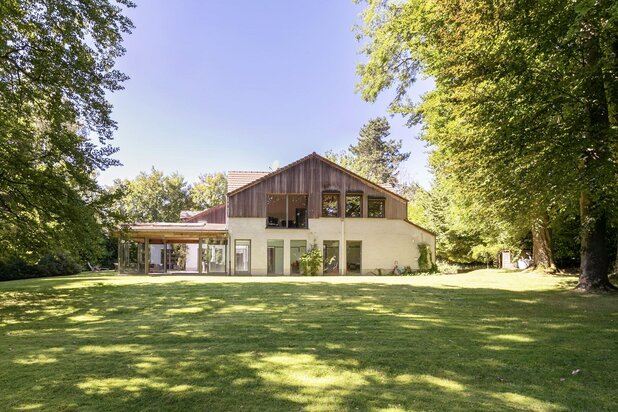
left=227, top=217, right=435, bottom=275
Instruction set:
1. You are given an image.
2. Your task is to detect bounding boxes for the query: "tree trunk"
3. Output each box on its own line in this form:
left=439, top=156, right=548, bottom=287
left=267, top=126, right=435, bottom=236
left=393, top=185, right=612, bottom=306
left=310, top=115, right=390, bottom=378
left=531, top=217, right=556, bottom=271
left=577, top=193, right=616, bottom=291
left=575, top=24, right=617, bottom=291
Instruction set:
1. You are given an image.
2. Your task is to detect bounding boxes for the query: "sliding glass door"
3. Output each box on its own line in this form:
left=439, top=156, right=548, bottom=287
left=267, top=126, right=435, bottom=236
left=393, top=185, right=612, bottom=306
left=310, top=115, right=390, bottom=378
left=235, top=240, right=250, bottom=274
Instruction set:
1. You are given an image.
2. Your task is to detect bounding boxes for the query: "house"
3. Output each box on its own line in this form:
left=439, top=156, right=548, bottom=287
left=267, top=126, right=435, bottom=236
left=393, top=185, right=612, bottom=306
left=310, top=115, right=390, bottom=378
left=116, top=153, right=435, bottom=275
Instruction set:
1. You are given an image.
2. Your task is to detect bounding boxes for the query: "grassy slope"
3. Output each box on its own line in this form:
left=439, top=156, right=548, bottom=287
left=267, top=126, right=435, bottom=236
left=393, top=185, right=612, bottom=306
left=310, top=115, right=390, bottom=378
left=0, top=270, right=616, bottom=411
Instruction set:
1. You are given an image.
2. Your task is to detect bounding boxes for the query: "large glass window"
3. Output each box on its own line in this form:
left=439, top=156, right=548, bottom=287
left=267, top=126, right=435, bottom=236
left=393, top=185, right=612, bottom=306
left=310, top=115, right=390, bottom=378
left=346, top=241, right=362, bottom=274
left=235, top=240, right=250, bottom=274
left=322, top=193, right=340, bottom=217
left=288, top=195, right=308, bottom=228
left=202, top=239, right=227, bottom=273
left=267, top=194, right=308, bottom=228
left=267, top=240, right=284, bottom=275
left=290, top=240, right=307, bottom=274
left=345, top=193, right=362, bottom=218
left=266, top=195, right=286, bottom=227
left=368, top=197, right=386, bottom=218
left=323, top=240, right=339, bottom=274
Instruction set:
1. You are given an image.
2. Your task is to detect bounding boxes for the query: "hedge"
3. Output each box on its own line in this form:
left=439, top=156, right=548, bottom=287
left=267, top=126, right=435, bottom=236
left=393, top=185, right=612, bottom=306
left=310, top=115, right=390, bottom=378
left=0, top=253, right=83, bottom=281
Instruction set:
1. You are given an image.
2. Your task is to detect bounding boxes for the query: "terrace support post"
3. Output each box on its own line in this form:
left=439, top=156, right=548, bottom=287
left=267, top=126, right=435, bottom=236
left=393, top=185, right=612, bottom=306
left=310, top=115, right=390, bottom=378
left=198, top=238, right=203, bottom=275
left=117, top=238, right=123, bottom=274
left=144, top=238, right=150, bottom=275
left=163, top=241, right=167, bottom=274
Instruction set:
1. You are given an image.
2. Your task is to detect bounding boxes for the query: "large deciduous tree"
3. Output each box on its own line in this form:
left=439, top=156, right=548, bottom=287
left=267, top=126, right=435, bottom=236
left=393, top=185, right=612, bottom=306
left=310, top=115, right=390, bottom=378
left=190, top=172, right=227, bottom=210
left=111, top=169, right=192, bottom=223
left=0, top=0, right=134, bottom=262
left=356, top=0, right=617, bottom=291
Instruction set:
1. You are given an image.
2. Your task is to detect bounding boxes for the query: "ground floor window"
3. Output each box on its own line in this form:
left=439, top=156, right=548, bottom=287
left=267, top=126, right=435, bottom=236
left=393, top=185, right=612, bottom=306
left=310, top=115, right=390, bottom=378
left=202, top=239, right=227, bottom=273
left=267, top=240, right=284, bottom=275
left=323, top=240, right=339, bottom=274
left=120, top=239, right=145, bottom=274
left=290, top=240, right=307, bottom=274
left=346, top=241, right=362, bottom=274
left=235, top=240, right=250, bottom=274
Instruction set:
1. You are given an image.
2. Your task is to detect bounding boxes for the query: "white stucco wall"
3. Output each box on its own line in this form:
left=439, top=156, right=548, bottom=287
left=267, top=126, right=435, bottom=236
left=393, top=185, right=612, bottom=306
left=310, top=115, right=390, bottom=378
left=227, top=217, right=435, bottom=275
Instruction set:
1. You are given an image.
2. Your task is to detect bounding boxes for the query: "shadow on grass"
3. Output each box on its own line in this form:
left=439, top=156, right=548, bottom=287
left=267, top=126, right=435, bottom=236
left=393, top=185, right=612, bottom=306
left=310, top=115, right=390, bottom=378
left=1, top=278, right=617, bottom=411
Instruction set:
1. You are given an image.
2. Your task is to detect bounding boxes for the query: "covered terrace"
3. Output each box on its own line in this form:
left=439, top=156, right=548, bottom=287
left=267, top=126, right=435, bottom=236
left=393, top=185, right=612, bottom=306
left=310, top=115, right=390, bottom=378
left=116, top=223, right=229, bottom=275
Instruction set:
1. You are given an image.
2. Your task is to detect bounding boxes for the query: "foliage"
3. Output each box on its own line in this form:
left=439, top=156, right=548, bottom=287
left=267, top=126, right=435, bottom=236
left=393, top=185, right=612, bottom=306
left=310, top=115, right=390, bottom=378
left=325, top=117, right=410, bottom=186
left=470, top=244, right=509, bottom=267
left=417, top=243, right=433, bottom=271
left=190, top=172, right=227, bottom=210
left=0, top=253, right=82, bottom=281
left=110, top=168, right=193, bottom=223
left=350, top=117, right=410, bottom=185
left=356, top=0, right=618, bottom=289
left=324, top=150, right=358, bottom=173
left=1, top=271, right=617, bottom=410
left=299, top=245, right=322, bottom=276
left=0, top=1, right=134, bottom=263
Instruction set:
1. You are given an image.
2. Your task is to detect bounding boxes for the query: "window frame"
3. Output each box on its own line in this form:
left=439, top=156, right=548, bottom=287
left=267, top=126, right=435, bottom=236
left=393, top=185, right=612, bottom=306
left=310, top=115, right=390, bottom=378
left=234, top=239, right=251, bottom=274
left=345, top=192, right=363, bottom=218
left=290, top=240, right=307, bottom=275
left=266, top=193, right=308, bottom=229
left=321, top=192, right=341, bottom=218
left=367, top=197, right=386, bottom=218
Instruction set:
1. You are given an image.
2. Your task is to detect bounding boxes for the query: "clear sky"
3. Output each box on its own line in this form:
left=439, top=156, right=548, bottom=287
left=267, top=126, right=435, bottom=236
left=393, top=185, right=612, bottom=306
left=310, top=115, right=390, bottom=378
left=100, top=0, right=435, bottom=188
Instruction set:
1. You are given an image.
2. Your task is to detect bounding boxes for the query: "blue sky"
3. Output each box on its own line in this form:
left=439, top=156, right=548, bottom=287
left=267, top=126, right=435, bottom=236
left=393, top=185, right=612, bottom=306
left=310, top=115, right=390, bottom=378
left=101, top=0, right=434, bottom=188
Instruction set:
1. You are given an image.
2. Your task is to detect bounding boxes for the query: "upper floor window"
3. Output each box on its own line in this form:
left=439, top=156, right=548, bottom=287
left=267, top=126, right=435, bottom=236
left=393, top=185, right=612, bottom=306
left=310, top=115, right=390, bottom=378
left=345, top=193, right=362, bottom=218
left=322, top=192, right=340, bottom=217
left=267, top=194, right=308, bottom=228
left=368, top=197, right=385, bottom=218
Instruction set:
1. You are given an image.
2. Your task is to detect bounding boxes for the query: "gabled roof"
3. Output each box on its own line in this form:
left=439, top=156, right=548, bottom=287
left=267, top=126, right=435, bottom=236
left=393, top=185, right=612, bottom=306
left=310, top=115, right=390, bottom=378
left=227, top=152, right=409, bottom=202
left=227, top=171, right=270, bottom=192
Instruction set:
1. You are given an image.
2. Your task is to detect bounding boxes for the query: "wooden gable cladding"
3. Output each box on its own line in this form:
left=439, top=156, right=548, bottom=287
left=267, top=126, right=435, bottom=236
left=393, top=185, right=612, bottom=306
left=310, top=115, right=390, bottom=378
left=185, top=204, right=226, bottom=223
left=227, top=154, right=407, bottom=219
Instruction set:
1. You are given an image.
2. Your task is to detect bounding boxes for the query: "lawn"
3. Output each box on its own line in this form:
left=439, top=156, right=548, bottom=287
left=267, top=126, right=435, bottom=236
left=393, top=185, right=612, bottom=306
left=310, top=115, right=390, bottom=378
left=0, top=270, right=616, bottom=411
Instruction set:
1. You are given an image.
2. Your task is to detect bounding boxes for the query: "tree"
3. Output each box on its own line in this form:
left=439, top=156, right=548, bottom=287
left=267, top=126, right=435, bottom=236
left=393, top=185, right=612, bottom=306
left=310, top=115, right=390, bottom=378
left=0, top=1, right=134, bottom=262
left=356, top=0, right=617, bottom=291
left=350, top=117, right=410, bottom=185
left=190, top=172, right=227, bottom=210
left=325, top=117, right=411, bottom=186
left=111, top=169, right=192, bottom=223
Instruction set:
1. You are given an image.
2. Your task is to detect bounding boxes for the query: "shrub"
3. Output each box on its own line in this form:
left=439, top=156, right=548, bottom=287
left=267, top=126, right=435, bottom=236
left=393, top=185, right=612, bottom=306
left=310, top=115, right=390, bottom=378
left=36, top=253, right=82, bottom=277
left=0, top=253, right=83, bottom=282
left=418, top=243, right=436, bottom=272
left=299, top=245, right=322, bottom=276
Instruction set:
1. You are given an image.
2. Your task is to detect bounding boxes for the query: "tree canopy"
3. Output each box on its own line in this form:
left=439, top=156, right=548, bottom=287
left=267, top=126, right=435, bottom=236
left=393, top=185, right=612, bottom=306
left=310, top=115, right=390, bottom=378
left=357, top=0, right=618, bottom=290
left=0, top=0, right=134, bottom=262
left=326, top=116, right=411, bottom=188
left=190, top=172, right=227, bottom=210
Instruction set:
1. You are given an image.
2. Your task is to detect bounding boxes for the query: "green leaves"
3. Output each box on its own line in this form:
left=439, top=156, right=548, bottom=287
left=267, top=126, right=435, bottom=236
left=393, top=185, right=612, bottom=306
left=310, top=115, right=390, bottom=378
left=357, top=0, right=618, bottom=275
left=0, top=1, right=134, bottom=262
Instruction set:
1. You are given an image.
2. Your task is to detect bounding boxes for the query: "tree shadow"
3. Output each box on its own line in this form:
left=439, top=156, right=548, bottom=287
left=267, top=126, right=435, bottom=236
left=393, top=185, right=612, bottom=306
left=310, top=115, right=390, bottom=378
left=1, top=277, right=617, bottom=411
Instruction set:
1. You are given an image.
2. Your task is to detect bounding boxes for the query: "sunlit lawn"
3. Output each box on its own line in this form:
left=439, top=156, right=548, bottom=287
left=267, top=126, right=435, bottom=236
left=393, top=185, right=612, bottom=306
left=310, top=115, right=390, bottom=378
left=1, top=270, right=617, bottom=411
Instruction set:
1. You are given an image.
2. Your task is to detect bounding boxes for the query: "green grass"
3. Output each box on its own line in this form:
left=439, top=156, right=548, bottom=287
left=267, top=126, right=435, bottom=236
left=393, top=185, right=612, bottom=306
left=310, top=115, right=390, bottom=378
left=0, top=270, right=616, bottom=411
